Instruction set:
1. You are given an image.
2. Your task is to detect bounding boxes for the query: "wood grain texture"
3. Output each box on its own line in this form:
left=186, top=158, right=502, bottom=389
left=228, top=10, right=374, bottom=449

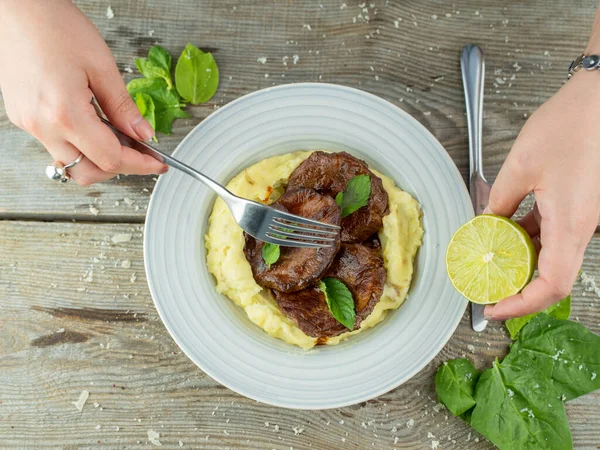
left=1, top=221, right=599, bottom=449
left=0, top=0, right=597, bottom=219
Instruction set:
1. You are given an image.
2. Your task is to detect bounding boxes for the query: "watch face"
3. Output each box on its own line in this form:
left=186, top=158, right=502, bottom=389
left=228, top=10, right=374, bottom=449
left=583, top=54, right=600, bottom=70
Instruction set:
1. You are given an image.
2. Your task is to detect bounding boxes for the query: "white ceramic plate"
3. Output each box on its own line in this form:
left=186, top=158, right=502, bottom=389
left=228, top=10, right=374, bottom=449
left=144, top=83, right=473, bottom=409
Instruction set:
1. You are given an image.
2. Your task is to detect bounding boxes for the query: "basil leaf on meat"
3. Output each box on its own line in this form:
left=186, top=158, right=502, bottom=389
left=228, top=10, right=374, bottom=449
left=319, top=277, right=355, bottom=330
left=261, top=243, right=280, bottom=269
left=335, top=174, right=371, bottom=218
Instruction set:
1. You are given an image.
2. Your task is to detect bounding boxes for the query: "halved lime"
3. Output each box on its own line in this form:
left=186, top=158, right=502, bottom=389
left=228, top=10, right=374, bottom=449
left=445, top=215, right=536, bottom=304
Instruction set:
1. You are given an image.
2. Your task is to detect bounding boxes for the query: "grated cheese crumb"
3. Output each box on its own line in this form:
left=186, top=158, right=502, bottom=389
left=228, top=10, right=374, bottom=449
left=106, top=6, right=114, bottom=19
left=431, top=441, right=440, bottom=449
left=72, top=390, right=89, bottom=412
left=406, top=419, right=414, bottom=428
left=121, top=260, right=131, bottom=269
left=257, top=57, right=267, bottom=64
left=148, top=430, right=162, bottom=446
left=89, top=205, right=100, bottom=216
left=111, top=233, right=132, bottom=244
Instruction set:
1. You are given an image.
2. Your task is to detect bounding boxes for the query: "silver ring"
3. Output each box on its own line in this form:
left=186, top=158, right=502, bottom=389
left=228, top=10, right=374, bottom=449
left=45, top=153, right=84, bottom=183
left=63, top=153, right=84, bottom=170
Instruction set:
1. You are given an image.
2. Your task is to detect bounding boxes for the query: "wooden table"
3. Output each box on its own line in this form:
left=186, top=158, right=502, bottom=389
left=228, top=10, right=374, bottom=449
left=1, top=1, right=599, bottom=448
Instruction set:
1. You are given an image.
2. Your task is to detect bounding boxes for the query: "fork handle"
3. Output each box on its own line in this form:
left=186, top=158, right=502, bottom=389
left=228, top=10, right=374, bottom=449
left=100, top=117, right=232, bottom=199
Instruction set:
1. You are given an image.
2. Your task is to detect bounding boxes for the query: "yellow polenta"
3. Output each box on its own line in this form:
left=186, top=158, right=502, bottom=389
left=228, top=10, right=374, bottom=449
left=205, top=151, right=423, bottom=350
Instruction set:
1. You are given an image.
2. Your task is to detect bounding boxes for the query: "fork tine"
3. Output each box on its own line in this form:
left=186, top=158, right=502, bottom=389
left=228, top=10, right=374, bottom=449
left=272, top=213, right=341, bottom=231
left=267, top=226, right=337, bottom=242
left=263, top=234, right=333, bottom=248
left=269, top=222, right=339, bottom=237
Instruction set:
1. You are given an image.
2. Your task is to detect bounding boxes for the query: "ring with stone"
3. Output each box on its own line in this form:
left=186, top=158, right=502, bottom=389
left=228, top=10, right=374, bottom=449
left=45, top=153, right=84, bottom=183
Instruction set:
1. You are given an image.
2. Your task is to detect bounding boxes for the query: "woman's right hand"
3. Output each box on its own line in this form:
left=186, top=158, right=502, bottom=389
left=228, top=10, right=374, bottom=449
left=0, top=0, right=168, bottom=185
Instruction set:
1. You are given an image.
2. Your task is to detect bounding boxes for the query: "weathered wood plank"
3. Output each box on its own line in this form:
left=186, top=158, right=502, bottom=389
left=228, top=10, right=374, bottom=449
left=1, top=221, right=598, bottom=448
left=0, top=0, right=596, bottom=219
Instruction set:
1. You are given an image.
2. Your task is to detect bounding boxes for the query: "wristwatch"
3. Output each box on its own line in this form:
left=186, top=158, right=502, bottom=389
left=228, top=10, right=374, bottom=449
left=568, top=53, right=600, bottom=78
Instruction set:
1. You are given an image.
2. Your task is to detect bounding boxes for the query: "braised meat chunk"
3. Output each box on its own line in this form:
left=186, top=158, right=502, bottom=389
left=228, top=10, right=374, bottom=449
left=275, top=243, right=386, bottom=338
left=243, top=188, right=341, bottom=293
left=287, top=151, right=389, bottom=243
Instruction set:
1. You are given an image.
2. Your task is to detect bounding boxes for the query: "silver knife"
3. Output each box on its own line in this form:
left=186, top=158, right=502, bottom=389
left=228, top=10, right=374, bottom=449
left=461, top=44, right=492, bottom=332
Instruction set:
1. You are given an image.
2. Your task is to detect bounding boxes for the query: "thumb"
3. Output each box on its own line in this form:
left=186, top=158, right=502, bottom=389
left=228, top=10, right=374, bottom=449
left=87, top=60, right=155, bottom=141
left=486, top=147, right=534, bottom=217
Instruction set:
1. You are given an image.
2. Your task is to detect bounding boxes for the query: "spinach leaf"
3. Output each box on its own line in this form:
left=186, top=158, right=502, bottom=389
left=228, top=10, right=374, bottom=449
left=261, top=243, right=280, bottom=269
left=470, top=359, right=572, bottom=450
left=175, top=43, right=219, bottom=104
left=136, top=45, right=174, bottom=89
left=503, top=313, right=600, bottom=401
left=435, top=358, right=480, bottom=416
left=335, top=174, right=371, bottom=218
left=127, top=77, right=189, bottom=134
left=505, top=296, right=571, bottom=339
left=132, top=92, right=156, bottom=136
left=319, top=278, right=355, bottom=330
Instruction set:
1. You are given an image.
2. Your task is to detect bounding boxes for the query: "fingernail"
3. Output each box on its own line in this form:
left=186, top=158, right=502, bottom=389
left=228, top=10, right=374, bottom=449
left=482, top=206, right=492, bottom=214
left=134, top=117, right=155, bottom=141
left=483, top=305, right=494, bottom=320
left=158, top=164, right=168, bottom=174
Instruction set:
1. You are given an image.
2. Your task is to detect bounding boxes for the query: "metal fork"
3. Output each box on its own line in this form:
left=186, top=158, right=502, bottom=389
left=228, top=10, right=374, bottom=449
left=99, top=118, right=340, bottom=248
left=461, top=44, right=492, bottom=332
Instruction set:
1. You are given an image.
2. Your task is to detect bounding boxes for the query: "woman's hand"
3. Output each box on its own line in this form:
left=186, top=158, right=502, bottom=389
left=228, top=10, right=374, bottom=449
left=484, top=70, right=600, bottom=320
left=0, top=0, right=167, bottom=185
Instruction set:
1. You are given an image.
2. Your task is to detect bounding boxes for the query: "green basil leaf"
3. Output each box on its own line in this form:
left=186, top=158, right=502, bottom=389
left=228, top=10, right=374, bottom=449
left=148, top=45, right=171, bottom=72
left=319, top=278, right=355, bottom=330
left=175, top=43, right=219, bottom=104
left=470, top=359, right=572, bottom=450
left=505, top=296, right=571, bottom=339
left=435, top=358, right=480, bottom=416
left=336, top=174, right=371, bottom=218
left=135, top=58, right=173, bottom=89
left=261, top=243, right=280, bottom=269
left=503, top=313, right=600, bottom=401
left=127, top=77, right=188, bottom=135
left=132, top=92, right=156, bottom=141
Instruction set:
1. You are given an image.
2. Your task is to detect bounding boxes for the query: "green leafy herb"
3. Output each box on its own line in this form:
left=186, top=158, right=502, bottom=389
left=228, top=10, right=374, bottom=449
left=335, top=174, right=371, bottom=218
left=261, top=243, right=280, bottom=269
left=470, top=359, right=572, bottom=450
left=434, top=358, right=480, bottom=416
left=132, top=92, right=156, bottom=137
left=149, top=46, right=172, bottom=72
left=505, top=295, right=571, bottom=339
left=175, top=43, right=219, bottom=104
left=135, top=45, right=174, bottom=89
left=436, top=313, right=600, bottom=450
left=127, top=77, right=189, bottom=134
left=503, top=314, right=600, bottom=401
left=319, top=278, right=355, bottom=330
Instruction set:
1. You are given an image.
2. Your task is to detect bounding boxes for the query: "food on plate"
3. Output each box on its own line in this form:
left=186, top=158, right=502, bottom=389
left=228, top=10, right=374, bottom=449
left=288, top=151, right=389, bottom=243
left=275, top=243, right=386, bottom=338
left=243, top=188, right=342, bottom=293
left=205, top=151, right=423, bottom=349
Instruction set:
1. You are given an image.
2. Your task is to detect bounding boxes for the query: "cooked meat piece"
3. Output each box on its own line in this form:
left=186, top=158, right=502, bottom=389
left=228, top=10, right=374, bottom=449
left=275, top=243, right=386, bottom=338
left=275, top=286, right=348, bottom=338
left=287, top=151, right=389, bottom=243
left=243, top=188, right=341, bottom=293
left=326, top=243, right=386, bottom=314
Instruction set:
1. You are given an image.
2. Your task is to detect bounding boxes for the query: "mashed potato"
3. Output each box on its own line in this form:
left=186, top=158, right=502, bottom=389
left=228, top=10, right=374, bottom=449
left=205, top=151, right=423, bottom=350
